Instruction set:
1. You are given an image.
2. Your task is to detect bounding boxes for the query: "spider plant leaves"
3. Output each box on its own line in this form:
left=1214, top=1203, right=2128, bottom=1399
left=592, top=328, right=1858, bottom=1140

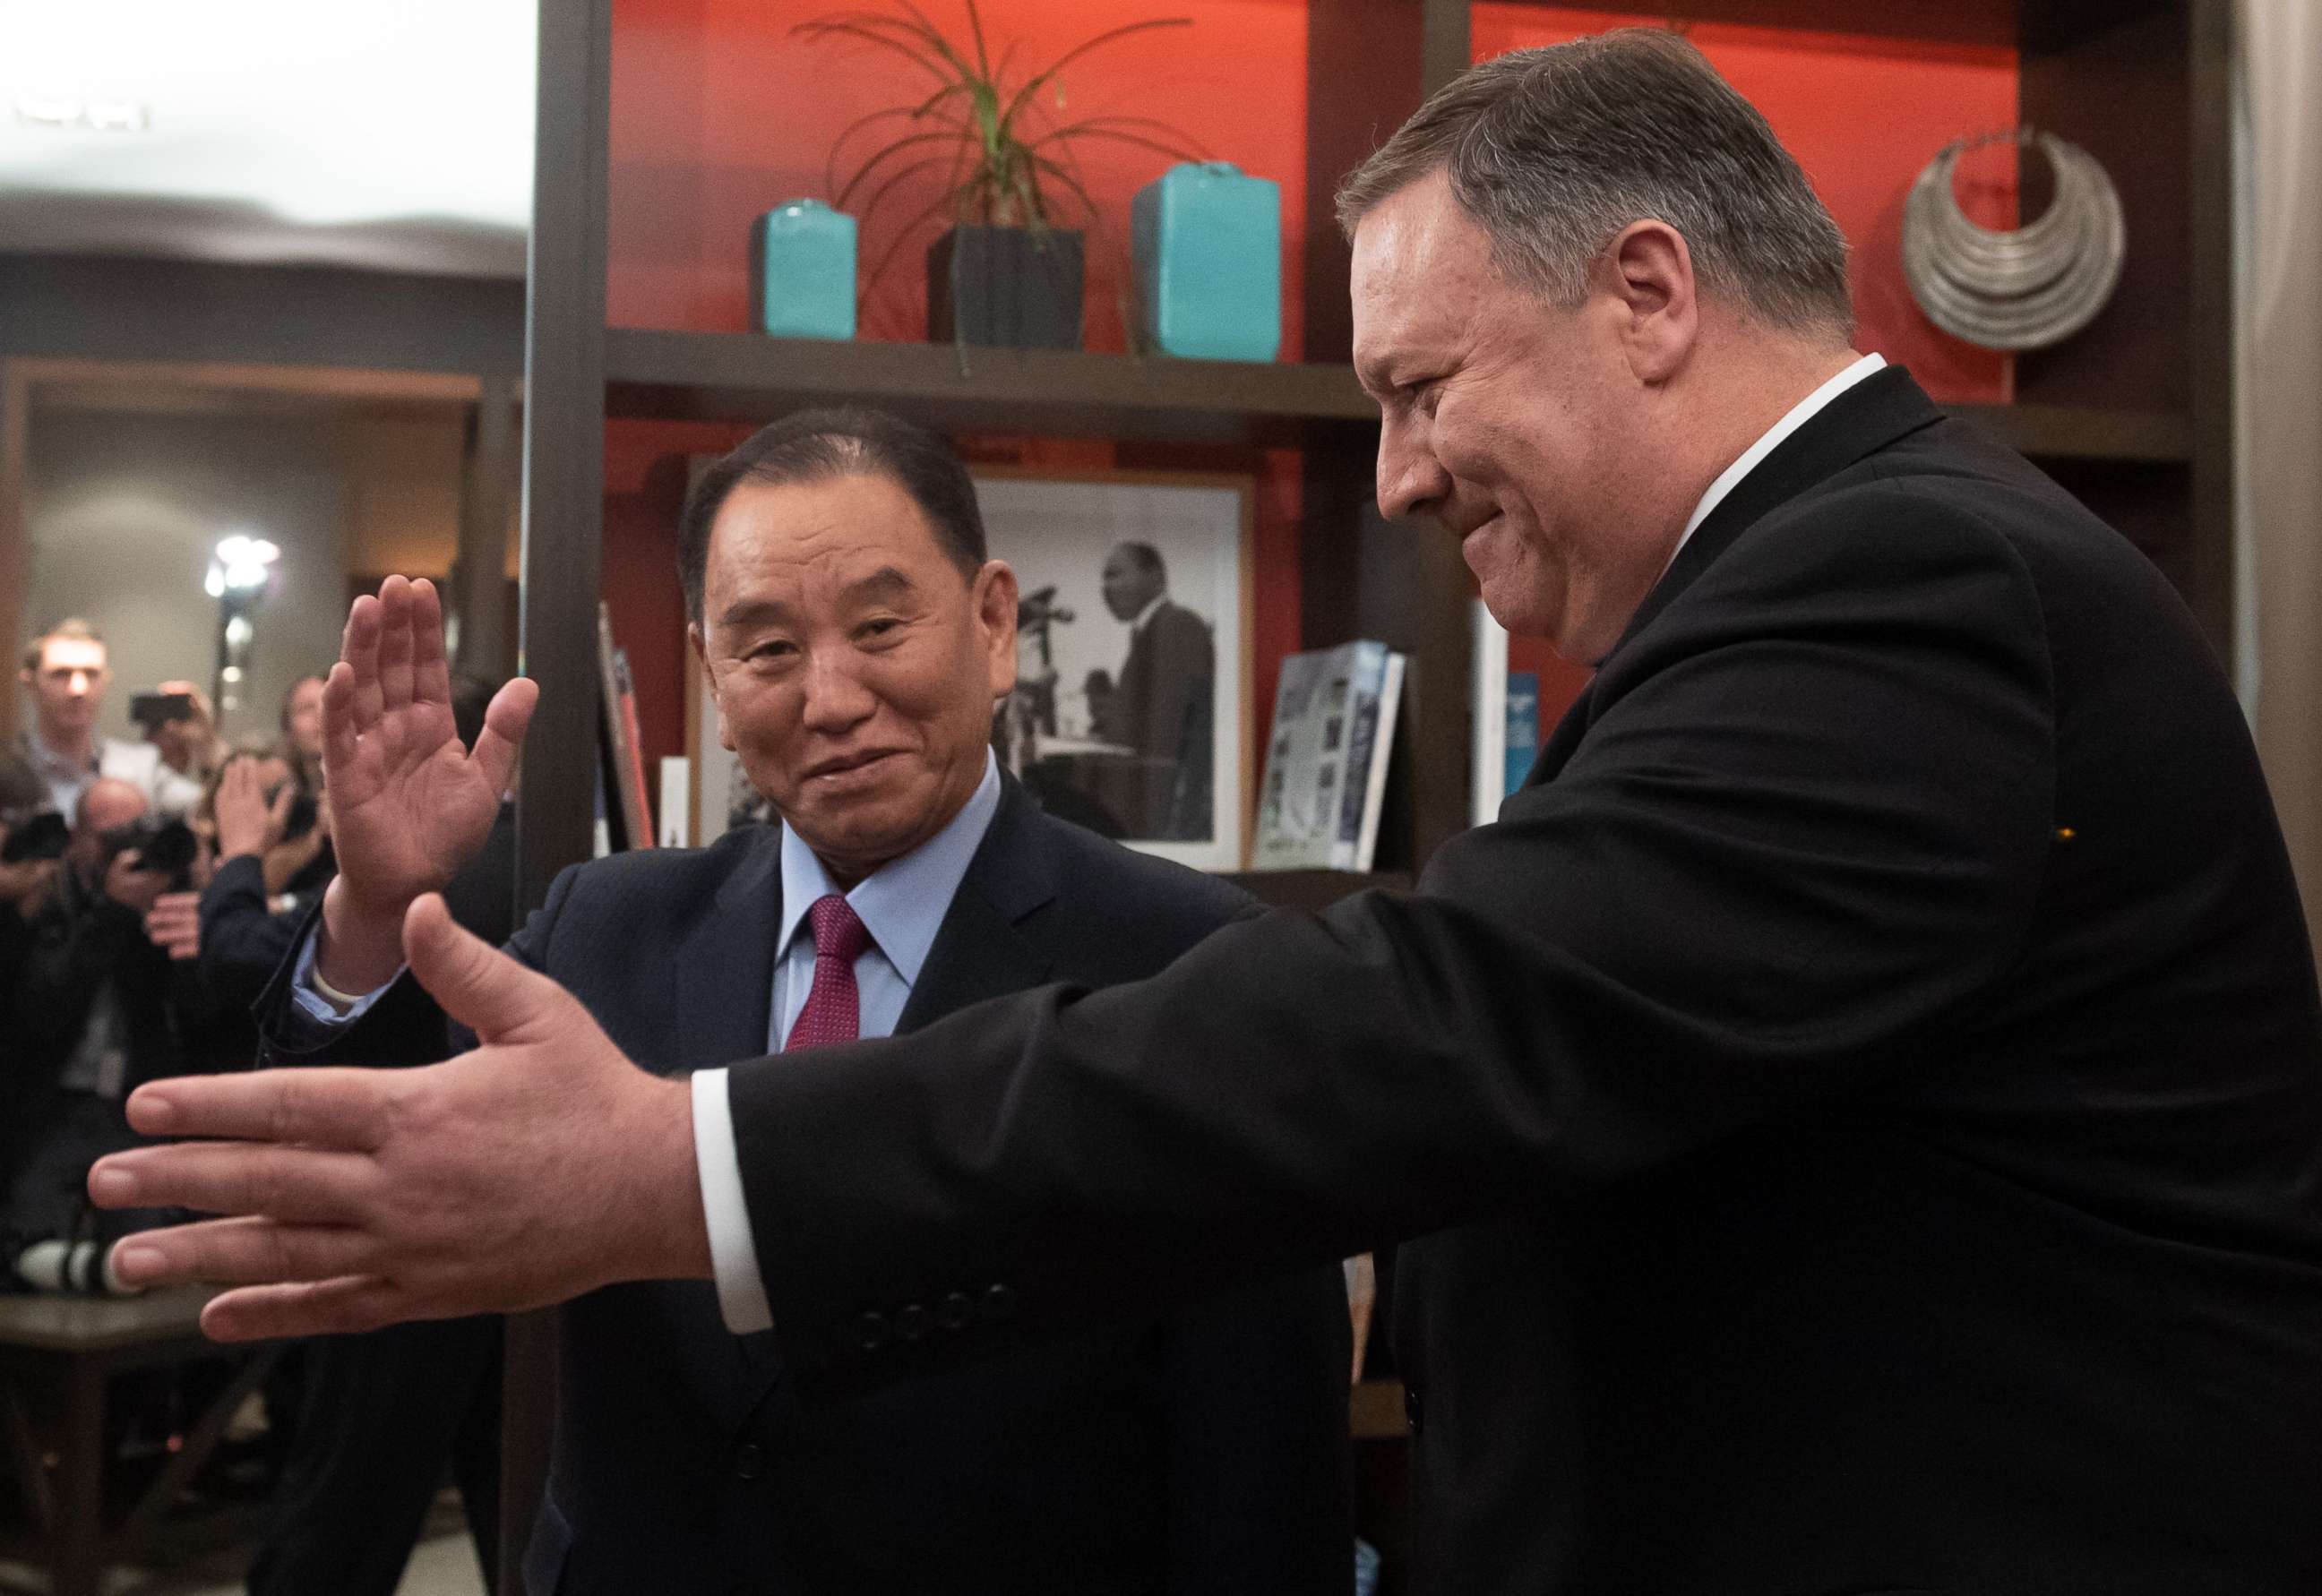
left=800, top=3, right=1201, bottom=233
left=994, top=18, right=1191, bottom=142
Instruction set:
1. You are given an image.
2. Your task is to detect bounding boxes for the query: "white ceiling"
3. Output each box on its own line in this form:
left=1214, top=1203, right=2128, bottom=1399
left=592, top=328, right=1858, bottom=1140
left=0, top=0, right=536, bottom=278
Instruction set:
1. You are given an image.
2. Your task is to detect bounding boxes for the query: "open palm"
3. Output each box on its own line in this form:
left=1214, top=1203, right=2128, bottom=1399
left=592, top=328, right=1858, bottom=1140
left=324, top=577, right=538, bottom=914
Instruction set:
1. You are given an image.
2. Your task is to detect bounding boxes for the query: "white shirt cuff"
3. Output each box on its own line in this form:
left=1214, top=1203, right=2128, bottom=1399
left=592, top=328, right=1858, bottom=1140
left=691, top=1067, right=774, bottom=1334
left=288, top=925, right=402, bottom=1026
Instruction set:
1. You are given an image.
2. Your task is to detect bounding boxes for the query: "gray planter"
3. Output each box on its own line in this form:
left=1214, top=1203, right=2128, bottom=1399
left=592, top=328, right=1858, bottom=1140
left=927, top=225, right=1084, bottom=350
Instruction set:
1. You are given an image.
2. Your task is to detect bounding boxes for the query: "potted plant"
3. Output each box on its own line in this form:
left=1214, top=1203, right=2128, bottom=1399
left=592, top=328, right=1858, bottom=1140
left=796, top=2, right=1204, bottom=351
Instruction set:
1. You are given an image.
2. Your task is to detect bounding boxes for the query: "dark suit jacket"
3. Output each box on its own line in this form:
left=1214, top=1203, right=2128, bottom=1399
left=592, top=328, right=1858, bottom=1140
left=725, top=369, right=2322, bottom=1592
left=259, top=779, right=1350, bottom=1596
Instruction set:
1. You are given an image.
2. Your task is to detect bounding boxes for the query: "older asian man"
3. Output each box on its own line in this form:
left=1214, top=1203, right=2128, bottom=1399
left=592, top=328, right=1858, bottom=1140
left=152, top=408, right=1352, bottom=1596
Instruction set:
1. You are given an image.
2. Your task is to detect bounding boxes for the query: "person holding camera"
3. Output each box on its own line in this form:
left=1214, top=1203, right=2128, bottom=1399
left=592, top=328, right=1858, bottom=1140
left=159, top=749, right=333, bottom=1019
left=133, top=678, right=219, bottom=820
left=9, top=620, right=193, bottom=822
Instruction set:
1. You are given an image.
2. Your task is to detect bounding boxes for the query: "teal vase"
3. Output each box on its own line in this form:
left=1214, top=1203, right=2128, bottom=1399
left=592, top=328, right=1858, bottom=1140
left=1131, top=162, right=1282, bottom=362
left=750, top=200, right=856, bottom=340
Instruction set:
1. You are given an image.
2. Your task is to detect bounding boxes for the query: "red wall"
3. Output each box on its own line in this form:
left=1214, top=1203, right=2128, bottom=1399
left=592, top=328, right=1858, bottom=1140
left=609, top=0, right=1312, bottom=356
left=604, top=1, right=2023, bottom=803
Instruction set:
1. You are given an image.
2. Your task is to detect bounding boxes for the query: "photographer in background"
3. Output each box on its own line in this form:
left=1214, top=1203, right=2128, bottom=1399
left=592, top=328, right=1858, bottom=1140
left=0, top=778, right=202, bottom=1289
left=173, top=748, right=332, bottom=1019
left=11, top=620, right=191, bottom=820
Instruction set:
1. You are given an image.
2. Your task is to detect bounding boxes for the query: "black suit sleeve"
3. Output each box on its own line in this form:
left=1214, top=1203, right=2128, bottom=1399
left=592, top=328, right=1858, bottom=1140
left=1159, top=1265, right=1353, bottom=1595
left=730, top=486, right=2059, bottom=1381
left=196, top=854, right=300, bottom=1014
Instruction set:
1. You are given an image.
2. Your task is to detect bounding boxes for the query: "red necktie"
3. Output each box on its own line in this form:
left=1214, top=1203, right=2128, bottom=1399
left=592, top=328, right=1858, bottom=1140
left=785, top=894, right=872, bottom=1051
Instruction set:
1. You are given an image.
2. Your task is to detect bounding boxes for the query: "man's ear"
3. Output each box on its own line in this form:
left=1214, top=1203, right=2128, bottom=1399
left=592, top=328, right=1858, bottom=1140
left=1597, top=219, right=1698, bottom=385
left=689, top=622, right=736, bottom=753
left=975, top=560, right=1020, bottom=699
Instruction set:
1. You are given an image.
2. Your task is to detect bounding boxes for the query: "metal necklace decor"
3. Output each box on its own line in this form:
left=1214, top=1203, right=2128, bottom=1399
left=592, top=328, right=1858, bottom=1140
left=1902, top=127, right=2125, bottom=351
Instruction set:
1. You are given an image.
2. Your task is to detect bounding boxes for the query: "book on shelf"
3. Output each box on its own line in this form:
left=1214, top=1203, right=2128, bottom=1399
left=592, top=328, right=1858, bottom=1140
left=597, top=604, right=655, bottom=851
left=1251, top=639, right=1406, bottom=872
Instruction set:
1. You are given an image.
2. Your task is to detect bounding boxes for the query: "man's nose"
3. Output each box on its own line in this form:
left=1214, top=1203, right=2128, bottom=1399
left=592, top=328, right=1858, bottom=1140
left=1376, top=419, right=1452, bottom=522
left=798, top=652, right=877, bottom=732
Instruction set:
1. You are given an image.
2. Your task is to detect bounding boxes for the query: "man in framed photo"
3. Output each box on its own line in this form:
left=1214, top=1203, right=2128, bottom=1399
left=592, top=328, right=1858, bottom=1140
left=1096, top=541, right=1214, bottom=838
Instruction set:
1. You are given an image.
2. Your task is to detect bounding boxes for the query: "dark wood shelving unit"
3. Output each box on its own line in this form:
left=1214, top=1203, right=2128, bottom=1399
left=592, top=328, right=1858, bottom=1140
left=606, top=329, right=2193, bottom=464
left=605, top=329, right=1374, bottom=442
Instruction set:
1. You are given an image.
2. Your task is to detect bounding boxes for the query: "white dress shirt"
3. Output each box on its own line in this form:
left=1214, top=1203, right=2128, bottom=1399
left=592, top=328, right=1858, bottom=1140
left=1665, top=352, right=1887, bottom=571
left=24, top=731, right=173, bottom=821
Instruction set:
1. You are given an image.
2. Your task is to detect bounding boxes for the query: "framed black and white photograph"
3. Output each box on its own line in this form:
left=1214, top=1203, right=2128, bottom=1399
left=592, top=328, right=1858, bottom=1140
left=977, top=468, right=1251, bottom=872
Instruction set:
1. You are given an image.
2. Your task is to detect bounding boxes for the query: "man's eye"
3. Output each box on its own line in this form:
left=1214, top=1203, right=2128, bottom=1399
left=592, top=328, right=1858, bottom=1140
left=858, top=617, right=903, bottom=640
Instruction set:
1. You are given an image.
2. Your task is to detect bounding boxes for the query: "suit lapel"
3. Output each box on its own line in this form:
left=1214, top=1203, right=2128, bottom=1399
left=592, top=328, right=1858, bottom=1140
left=1522, top=366, right=1944, bottom=794
left=899, top=777, right=1059, bottom=1034
left=674, top=827, right=784, bottom=1073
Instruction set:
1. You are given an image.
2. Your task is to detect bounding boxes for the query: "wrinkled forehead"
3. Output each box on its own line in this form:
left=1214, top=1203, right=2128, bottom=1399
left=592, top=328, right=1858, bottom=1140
left=1348, top=176, right=1491, bottom=382
left=703, top=474, right=965, bottom=626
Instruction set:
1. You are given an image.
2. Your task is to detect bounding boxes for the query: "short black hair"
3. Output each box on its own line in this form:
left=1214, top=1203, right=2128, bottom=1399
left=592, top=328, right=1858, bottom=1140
left=677, top=407, right=986, bottom=623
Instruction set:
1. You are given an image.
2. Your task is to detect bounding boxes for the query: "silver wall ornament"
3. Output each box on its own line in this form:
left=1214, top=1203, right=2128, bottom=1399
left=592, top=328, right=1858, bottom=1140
left=1902, top=128, right=2125, bottom=351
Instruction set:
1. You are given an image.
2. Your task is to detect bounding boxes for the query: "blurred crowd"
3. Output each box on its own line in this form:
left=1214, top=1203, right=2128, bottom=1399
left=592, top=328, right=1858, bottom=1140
left=2, top=618, right=341, bottom=1283
left=4, top=615, right=510, bottom=1594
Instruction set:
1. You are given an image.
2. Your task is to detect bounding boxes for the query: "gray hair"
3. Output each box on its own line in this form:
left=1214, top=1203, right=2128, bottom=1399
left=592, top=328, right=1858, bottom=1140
left=1336, top=29, right=1853, bottom=339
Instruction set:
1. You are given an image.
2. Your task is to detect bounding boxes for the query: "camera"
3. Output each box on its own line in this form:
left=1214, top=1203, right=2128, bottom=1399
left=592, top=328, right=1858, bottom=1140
left=280, top=785, right=320, bottom=843
left=97, top=816, right=201, bottom=890
left=126, top=690, right=199, bottom=732
left=2, top=809, right=71, bottom=864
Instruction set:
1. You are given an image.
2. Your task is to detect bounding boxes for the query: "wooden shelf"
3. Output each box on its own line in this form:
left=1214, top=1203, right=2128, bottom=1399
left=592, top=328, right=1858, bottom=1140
left=606, top=330, right=2189, bottom=466
left=604, top=329, right=1375, bottom=445
left=1953, top=402, right=2190, bottom=464
left=1226, top=869, right=1416, bottom=913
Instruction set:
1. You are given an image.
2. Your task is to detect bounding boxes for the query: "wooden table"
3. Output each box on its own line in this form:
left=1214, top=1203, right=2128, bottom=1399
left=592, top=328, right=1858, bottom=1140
left=0, top=1288, right=280, bottom=1596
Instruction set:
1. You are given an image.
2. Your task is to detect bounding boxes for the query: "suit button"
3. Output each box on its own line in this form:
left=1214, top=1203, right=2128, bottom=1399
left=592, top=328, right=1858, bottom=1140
left=735, top=1443, right=767, bottom=1480
left=1404, top=1386, right=1422, bottom=1434
left=936, top=1292, right=974, bottom=1331
left=855, top=1311, right=892, bottom=1352
left=896, top=1302, right=931, bottom=1343
left=979, top=1283, right=1017, bottom=1323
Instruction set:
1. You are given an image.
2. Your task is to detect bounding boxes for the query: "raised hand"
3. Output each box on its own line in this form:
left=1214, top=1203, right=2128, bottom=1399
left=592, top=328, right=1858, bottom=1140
left=86, top=895, right=708, bottom=1341
left=212, top=756, right=290, bottom=862
left=315, top=577, right=538, bottom=991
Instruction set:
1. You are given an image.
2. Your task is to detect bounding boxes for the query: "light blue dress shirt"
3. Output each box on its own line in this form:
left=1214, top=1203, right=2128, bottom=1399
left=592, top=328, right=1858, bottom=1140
left=694, top=752, right=1001, bottom=1332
